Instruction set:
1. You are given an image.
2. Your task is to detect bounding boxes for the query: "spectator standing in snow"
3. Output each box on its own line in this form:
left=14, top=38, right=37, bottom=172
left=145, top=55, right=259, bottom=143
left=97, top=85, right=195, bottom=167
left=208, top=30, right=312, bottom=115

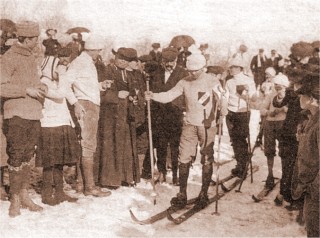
left=149, top=43, right=162, bottom=64
left=292, top=74, right=319, bottom=237
left=42, top=29, right=61, bottom=57
left=36, top=47, right=81, bottom=206
left=63, top=35, right=111, bottom=197
left=266, top=49, right=282, bottom=74
left=140, top=47, right=189, bottom=185
left=1, top=21, right=46, bottom=217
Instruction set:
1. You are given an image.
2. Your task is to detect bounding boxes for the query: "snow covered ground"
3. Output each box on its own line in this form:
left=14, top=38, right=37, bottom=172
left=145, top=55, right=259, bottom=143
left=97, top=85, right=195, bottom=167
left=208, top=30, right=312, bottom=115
left=0, top=110, right=307, bottom=237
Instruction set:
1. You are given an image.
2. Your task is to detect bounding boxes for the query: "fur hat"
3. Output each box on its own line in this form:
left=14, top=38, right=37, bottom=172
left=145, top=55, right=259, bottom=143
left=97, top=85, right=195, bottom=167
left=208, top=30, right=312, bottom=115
left=85, top=35, right=104, bottom=50
left=186, top=53, right=206, bottom=71
left=16, top=21, right=40, bottom=37
left=162, top=47, right=178, bottom=62
left=273, top=73, right=289, bottom=87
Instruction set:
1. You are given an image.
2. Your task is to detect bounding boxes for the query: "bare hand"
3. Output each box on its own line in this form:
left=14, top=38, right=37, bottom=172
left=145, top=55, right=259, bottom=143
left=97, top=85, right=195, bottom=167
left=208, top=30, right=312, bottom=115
left=74, top=102, right=86, bottom=121
left=118, top=90, right=129, bottom=99
left=144, top=91, right=153, bottom=101
left=26, top=87, right=45, bottom=99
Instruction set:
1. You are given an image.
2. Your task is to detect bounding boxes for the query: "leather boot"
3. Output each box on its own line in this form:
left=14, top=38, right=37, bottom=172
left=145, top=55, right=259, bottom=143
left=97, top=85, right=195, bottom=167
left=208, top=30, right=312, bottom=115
left=195, top=163, right=213, bottom=209
left=8, top=169, right=22, bottom=217
left=53, top=165, right=78, bottom=203
left=82, top=157, right=111, bottom=197
left=170, top=162, right=190, bottom=209
left=20, top=165, right=43, bottom=212
left=41, top=167, right=58, bottom=206
left=75, top=162, right=84, bottom=193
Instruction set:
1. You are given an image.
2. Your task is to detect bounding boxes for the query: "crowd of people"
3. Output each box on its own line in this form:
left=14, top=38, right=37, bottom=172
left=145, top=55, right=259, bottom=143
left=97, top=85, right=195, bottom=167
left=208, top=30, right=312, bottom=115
left=0, top=20, right=319, bottom=237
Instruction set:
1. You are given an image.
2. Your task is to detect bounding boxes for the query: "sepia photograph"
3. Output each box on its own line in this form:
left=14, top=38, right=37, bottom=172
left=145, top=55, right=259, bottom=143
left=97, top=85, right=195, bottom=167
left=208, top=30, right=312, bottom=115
left=0, top=0, right=319, bottom=237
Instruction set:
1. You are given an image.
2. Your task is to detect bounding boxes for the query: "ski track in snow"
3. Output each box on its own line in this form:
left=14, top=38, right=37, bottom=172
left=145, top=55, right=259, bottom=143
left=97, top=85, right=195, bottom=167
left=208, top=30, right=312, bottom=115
left=0, top=110, right=307, bottom=237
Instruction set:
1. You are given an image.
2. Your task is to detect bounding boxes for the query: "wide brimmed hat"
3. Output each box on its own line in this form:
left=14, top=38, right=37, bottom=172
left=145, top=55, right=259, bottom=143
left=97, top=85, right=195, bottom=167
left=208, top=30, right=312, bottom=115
left=112, top=47, right=138, bottom=62
left=290, top=41, right=314, bottom=58
left=295, top=75, right=320, bottom=100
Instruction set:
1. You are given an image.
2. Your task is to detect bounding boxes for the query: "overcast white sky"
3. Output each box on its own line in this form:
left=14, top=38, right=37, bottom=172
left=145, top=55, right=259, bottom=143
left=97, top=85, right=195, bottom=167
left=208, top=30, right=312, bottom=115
left=2, top=0, right=319, bottom=56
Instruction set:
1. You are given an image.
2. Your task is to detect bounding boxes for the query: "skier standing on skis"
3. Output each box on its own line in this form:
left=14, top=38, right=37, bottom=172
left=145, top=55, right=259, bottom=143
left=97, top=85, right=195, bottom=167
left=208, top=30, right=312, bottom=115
left=224, top=56, right=256, bottom=178
left=145, top=51, right=227, bottom=209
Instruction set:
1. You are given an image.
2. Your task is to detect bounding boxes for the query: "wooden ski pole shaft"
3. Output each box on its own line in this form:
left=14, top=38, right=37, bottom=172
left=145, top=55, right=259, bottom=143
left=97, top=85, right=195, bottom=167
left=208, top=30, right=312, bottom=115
left=146, top=78, right=157, bottom=205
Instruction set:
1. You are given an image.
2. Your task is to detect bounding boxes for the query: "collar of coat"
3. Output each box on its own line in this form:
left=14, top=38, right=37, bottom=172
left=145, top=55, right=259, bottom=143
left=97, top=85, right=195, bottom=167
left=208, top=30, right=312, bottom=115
left=11, top=42, right=33, bottom=56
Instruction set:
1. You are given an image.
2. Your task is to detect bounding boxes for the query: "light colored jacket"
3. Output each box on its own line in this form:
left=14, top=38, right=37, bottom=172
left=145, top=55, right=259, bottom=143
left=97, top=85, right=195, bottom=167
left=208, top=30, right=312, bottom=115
left=225, top=72, right=256, bottom=113
left=65, top=51, right=101, bottom=106
left=153, top=72, right=226, bottom=127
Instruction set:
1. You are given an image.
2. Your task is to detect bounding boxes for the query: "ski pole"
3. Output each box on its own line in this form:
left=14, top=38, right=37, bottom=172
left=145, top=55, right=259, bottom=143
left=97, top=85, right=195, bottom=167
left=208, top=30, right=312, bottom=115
left=213, top=79, right=226, bottom=215
left=146, top=77, right=157, bottom=205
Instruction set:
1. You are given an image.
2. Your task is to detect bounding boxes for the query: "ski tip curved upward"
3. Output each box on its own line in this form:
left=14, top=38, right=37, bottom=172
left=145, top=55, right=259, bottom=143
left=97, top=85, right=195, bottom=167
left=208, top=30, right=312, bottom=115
left=129, top=209, right=148, bottom=225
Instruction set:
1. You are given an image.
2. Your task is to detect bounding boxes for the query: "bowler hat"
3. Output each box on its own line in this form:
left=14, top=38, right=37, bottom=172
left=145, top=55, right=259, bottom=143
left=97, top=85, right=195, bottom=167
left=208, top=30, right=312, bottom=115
left=152, top=43, right=160, bottom=49
left=161, top=47, right=178, bottom=62
left=112, top=47, right=138, bottom=62
left=16, top=21, right=40, bottom=37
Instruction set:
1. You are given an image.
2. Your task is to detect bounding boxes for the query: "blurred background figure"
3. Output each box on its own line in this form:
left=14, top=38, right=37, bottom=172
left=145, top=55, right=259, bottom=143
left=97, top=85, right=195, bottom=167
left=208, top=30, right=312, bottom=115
left=231, top=44, right=251, bottom=76
left=251, top=48, right=267, bottom=88
left=266, top=49, right=282, bottom=74
left=42, top=28, right=61, bottom=57
left=149, top=42, right=161, bottom=64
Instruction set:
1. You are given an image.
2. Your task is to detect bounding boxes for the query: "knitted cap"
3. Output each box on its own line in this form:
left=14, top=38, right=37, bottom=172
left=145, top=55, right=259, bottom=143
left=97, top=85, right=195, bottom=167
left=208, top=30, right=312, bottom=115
left=273, top=73, right=289, bottom=87
left=16, top=21, right=40, bottom=37
left=186, top=53, right=206, bottom=71
left=265, top=67, right=276, bottom=76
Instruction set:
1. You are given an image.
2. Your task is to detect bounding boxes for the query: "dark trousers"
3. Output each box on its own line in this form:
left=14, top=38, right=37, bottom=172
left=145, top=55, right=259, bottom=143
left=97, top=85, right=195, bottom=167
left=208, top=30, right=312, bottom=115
left=226, top=111, right=250, bottom=171
left=142, top=117, right=181, bottom=176
left=5, top=116, right=40, bottom=167
left=279, top=135, right=298, bottom=203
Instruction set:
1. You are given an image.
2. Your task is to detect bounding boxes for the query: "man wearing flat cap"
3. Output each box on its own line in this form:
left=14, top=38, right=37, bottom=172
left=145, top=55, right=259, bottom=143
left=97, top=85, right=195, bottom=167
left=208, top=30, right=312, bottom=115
left=1, top=20, right=47, bottom=217
left=97, top=47, right=145, bottom=189
left=63, top=35, right=110, bottom=198
left=149, top=43, right=161, bottom=64
left=140, top=47, right=189, bottom=185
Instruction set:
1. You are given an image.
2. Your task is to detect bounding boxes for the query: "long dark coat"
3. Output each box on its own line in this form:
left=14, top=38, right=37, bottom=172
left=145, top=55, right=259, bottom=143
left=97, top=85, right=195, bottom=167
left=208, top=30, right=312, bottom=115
left=97, top=65, right=145, bottom=186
